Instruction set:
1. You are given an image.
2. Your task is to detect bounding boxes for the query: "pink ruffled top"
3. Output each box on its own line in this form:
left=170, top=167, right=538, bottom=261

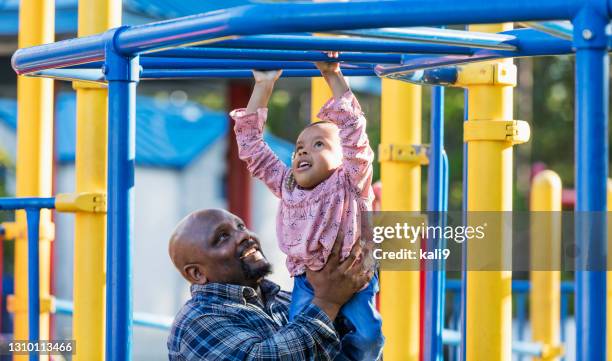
left=230, top=91, right=374, bottom=276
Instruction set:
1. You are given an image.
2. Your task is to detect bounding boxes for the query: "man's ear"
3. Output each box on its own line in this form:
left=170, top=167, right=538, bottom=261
left=184, top=264, right=207, bottom=285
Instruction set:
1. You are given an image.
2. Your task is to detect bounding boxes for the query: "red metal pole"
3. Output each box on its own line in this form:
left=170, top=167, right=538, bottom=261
left=227, top=80, right=253, bottom=227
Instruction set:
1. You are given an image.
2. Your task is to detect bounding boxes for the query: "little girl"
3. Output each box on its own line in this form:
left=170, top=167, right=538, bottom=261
left=230, top=54, right=383, bottom=361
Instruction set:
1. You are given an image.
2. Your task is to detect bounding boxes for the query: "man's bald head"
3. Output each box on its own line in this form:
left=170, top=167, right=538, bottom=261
left=168, top=209, right=271, bottom=287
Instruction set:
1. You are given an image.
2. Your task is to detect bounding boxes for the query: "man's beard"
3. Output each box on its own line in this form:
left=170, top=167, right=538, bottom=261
left=241, top=258, right=272, bottom=280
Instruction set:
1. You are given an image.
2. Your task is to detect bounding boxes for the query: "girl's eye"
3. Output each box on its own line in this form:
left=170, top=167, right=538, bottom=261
left=315, top=141, right=324, bottom=148
left=238, top=223, right=246, bottom=231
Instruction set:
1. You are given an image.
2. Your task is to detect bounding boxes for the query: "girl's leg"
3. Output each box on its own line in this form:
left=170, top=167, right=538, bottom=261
left=288, top=274, right=316, bottom=321
left=335, top=273, right=384, bottom=361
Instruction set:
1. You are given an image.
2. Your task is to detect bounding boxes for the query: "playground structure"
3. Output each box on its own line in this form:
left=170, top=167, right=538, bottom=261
left=0, top=0, right=611, bottom=360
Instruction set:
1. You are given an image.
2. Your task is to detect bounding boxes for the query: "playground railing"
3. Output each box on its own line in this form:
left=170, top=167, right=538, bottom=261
left=0, top=196, right=175, bottom=360
left=444, top=278, right=574, bottom=360
left=0, top=197, right=55, bottom=360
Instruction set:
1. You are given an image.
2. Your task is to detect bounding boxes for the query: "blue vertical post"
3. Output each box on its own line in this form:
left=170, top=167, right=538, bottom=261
left=104, top=27, right=139, bottom=361
left=516, top=294, right=526, bottom=361
left=425, top=85, right=447, bottom=361
left=25, top=209, right=40, bottom=361
left=459, top=88, right=469, bottom=361
left=572, top=7, right=608, bottom=361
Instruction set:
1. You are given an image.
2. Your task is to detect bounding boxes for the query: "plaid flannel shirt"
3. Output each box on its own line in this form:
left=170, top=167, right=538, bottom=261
left=167, top=280, right=341, bottom=360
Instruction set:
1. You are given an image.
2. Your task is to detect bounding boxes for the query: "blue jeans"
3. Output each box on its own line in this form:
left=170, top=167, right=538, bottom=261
left=289, top=274, right=384, bottom=361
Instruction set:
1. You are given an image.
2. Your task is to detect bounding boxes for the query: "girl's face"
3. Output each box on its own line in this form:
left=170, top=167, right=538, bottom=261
left=292, top=122, right=342, bottom=189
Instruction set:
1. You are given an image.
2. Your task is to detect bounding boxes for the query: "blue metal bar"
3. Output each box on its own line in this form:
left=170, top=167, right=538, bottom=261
left=560, top=293, right=568, bottom=360
left=150, top=48, right=404, bottom=63
left=29, top=69, right=106, bottom=84
left=141, top=68, right=375, bottom=79
left=0, top=197, right=55, bottom=210
left=12, top=0, right=600, bottom=75
left=442, top=329, right=543, bottom=356
left=445, top=279, right=575, bottom=293
left=25, top=209, right=40, bottom=361
left=519, top=21, right=573, bottom=40
left=376, top=29, right=572, bottom=79
left=516, top=294, right=526, bottom=361
left=452, top=289, right=461, bottom=361
left=425, top=84, right=446, bottom=361
left=26, top=68, right=376, bottom=83
left=511, top=341, right=544, bottom=357
left=139, top=58, right=354, bottom=69
left=442, top=152, right=449, bottom=211
left=382, top=67, right=458, bottom=85
left=332, top=27, right=517, bottom=50
left=573, top=8, right=608, bottom=361
left=205, top=35, right=476, bottom=54
left=105, top=28, right=139, bottom=361
left=114, top=1, right=584, bottom=55
left=54, top=299, right=173, bottom=331
left=460, top=85, right=469, bottom=361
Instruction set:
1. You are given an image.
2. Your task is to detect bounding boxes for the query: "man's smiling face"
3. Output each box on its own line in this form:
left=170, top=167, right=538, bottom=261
left=169, top=209, right=272, bottom=288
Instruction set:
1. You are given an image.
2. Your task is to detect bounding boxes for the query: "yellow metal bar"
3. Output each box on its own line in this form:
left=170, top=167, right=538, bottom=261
left=464, top=23, right=516, bottom=361
left=380, top=78, right=421, bottom=361
left=607, top=179, right=612, bottom=361
left=530, top=170, right=563, bottom=361
left=311, top=77, right=333, bottom=123
left=72, top=0, right=120, bottom=360
left=14, top=0, right=54, bottom=357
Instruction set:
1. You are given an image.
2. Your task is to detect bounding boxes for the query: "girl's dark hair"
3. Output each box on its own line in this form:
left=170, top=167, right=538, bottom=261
left=305, top=120, right=335, bottom=129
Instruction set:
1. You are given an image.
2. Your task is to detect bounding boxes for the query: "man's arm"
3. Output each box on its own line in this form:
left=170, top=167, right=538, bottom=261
left=177, top=307, right=341, bottom=361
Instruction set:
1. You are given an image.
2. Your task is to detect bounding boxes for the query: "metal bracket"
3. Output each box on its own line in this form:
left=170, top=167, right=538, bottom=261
left=540, top=344, right=564, bottom=359
left=103, top=26, right=141, bottom=83
left=56, top=192, right=107, bottom=213
left=7, top=295, right=55, bottom=313
left=456, top=62, right=517, bottom=87
left=463, top=120, right=530, bottom=144
left=378, top=143, right=429, bottom=165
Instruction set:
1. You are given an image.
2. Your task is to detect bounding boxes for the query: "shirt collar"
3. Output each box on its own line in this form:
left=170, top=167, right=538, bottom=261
left=190, top=279, right=281, bottom=304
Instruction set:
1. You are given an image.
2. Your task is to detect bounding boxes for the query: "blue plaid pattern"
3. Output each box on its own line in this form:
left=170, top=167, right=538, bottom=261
left=168, top=280, right=341, bottom=360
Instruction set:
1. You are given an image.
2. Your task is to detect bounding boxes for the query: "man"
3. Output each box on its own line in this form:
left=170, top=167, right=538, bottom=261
left=167, top=209, right=374, bottom=360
